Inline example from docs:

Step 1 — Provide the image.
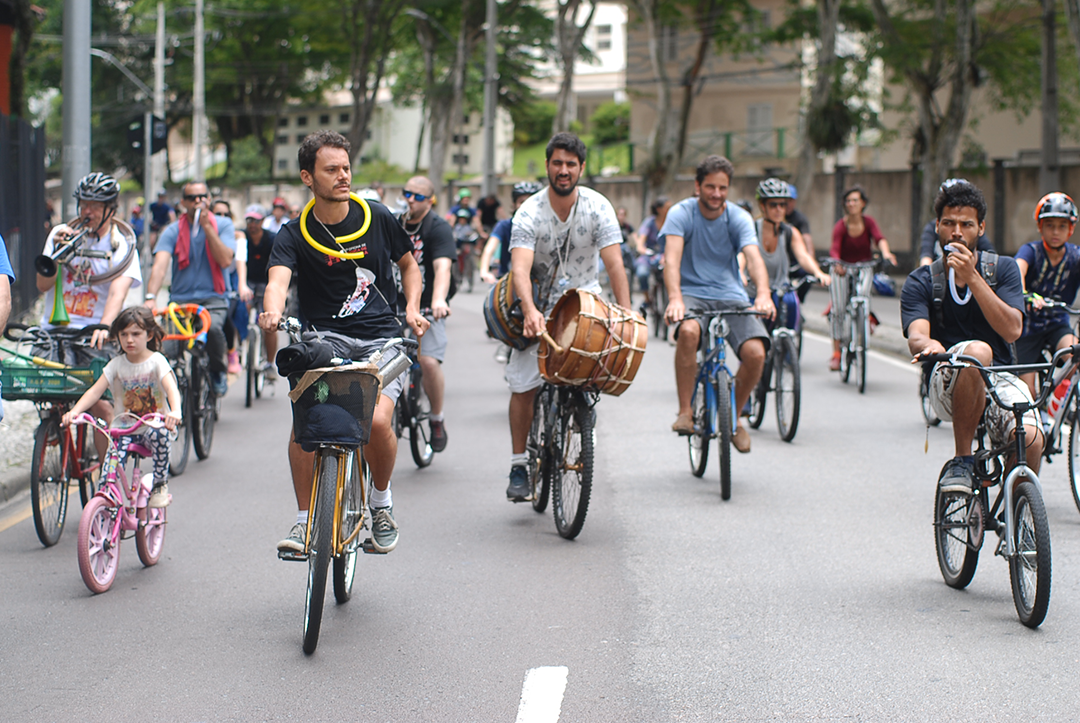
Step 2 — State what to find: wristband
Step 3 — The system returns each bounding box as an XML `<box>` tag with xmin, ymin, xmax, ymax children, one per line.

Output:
<box><xmin>145</xmin><ymin>293</ymin><xmax>156</xmax><ymax>301</ymax></box>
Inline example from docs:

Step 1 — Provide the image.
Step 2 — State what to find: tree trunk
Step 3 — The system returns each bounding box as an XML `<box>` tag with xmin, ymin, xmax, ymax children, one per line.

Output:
<box><xmin>794</xmin><ymin>0</ymin><xmax>841</xmax><ymax>212</ymax></box>
<box><xmin>553</xmin><ymin>0</ymin><xmax>598</xmax><ymax>133</ymax></box>
<box><xmin>343</xmin><ymin>0</ymin><xmax>399</xmax><ymax>166</ymax></box>
<box><xmin>628</xmin><ymin>0</ymin><xmax>675</xmax><ymax>204</ymax></box>
<box><xmin>8</xmin><ymin>0</ymin><xmax>40</xmax><ymax>118</ymax></box>
<box><xmin>673</xmin><ymin>0</ymin><xmax>720</xmax><ymax>177</ymax></box>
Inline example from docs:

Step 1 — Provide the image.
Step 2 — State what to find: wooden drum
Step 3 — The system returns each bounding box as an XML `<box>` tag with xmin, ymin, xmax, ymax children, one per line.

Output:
<box><xmin>539</xmin><ymin>289</ymin><xmax>647</xmax><ymax>396</ymax></box>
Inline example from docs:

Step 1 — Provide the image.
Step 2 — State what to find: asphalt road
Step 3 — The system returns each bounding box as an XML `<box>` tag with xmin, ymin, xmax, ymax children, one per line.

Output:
<box><xmin>3</xmin><ymin>289</ymin><xmax>1080</xmax><ymax>722</ymax></box>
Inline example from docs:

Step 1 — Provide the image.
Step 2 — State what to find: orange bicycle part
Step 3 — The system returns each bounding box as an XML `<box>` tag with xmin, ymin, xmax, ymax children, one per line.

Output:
<box><xmin>155</xmin><ymin>304</ymin><xmax>212</xmax><ymax>343</ymax></box>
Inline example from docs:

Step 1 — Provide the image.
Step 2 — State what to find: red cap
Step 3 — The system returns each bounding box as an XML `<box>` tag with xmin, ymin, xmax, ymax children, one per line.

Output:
<box><xmin>272</xmin><ymin>197</ymin><xmax>287</xmax><ymax>208</ymax></box>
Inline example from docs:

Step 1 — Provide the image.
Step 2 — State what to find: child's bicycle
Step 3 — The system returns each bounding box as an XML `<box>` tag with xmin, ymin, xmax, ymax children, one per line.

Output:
<box><xmin>920</xmin><ymin>346</ymin><xmax>1080</xmax><ymax>628</ymax></box>
<box><xmin>71</xmin><ymin>412</ymin><xmax>170</xmax><ymax>594</ymax></box>
<box><xmin>0</xmin><ymin>323</ymin><xmax>109</xmax><ymax>547</ymax></box>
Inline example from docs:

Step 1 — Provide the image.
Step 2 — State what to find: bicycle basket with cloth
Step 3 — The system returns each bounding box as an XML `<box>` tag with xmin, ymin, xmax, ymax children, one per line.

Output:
<box><xmin>288</xmin><ymin>362</ymin><xmax>382</xmax><ymax>451</ymax></box>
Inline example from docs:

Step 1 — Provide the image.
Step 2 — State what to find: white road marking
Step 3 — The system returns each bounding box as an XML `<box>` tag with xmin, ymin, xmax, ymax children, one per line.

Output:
<box><xmin>515</xmin><ymin>666</ymin><xmax>569</xmax><ymax>723</ymax></box>
<box><xmin>803</xmin><ymin>330</ymin><xmax>918</xmax><ymax>374</ymax></box>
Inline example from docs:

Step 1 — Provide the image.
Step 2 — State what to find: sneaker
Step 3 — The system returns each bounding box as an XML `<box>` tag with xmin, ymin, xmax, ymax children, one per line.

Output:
<box><xmin>370</xmin><ymin>506</ymin><xmax>399</xmax><ymax>552</ymax></box>
<box><xmin>671</xmin><ymin>412</ymin><xmax>695</xmax><ymax>435</ymax></box>
<box><xmin>494</xmin><ymin>344</ymin><xmax>511</xmax><ymax>364</ymax></box>
<box><xmin>938</xmin><ymin>457</ymin><xmax>975</xmax><ymax>494</ymax></box>
<box><xmin>506</xmin><ymin>465</ymin><xmax>530</xmax><ymax>502</ymax></box>
<box><xmin>212</xmin><ymin>371</ymin><xmax>228</xmax><ymax>397</ymax></box>
<box><xmin>227</xmin><ymin>350</ymin><xmax>242</xmax><ymax>374</ymax></box>
<box><xmin>430</xmin><ymin>418</ymin><xmax>448</xmax><ymax>452</ymax></box>
<box><xmin>829</xmin><ymin>352</ymin><xmax>841</xmax><ymax>372</ymax></box>
<box><xmin>732</xmin><ymin>425</ymin><xmax>751</xmax><ymax>453</ymax></box>
<box><xmin>277</xmin><ymin>522</ymin><xmax>307</xmax><ymax>553</ymax></box>
<box><xmin>148</xmin><ymin>483</ymin><xmax>171</xmax><ymax>508</ymax></box>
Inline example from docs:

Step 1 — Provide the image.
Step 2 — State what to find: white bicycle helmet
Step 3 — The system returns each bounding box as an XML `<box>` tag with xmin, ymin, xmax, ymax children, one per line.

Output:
<box><xmin>74</xmin><ymin>172</ymin><xmax>120</xmax><ymax>204</ymax></box>
<box><xmin>1034</xmin><ymin>192</ymin><xmax>1078</xmax><ymax>224</ymax></box>
<box><xmin>755</xmin><ymin>178</ymin><xmax>792</xmax><ymax>201</ymax></box>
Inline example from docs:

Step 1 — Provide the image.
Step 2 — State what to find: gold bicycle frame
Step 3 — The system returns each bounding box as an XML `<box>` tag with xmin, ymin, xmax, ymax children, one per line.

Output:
<box><xmin>303</xmin><ymin>446</ymin><xmax>368</xmax><ymax>556</ymax></box>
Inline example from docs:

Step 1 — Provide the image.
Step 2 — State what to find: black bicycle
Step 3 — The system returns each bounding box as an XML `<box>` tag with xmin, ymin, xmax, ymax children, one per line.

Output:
<box><xmin>156</xmin><ymin>303</ymin><xmax>217</xmax><ymax>469</ymax></box>
<box><xmin>393</xmin><ymin>313</ymin><xmax>434</xmax><ymax>468</ymax></box>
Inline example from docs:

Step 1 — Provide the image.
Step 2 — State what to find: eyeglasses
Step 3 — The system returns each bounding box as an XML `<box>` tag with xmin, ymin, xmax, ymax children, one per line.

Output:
<box><xmin>402</xmin><ymin>190</ymin><xmax>429</xmax><ymax>202</ymax></box>
<box><xmin>184</xmin><ymin>193</ymin><xmax>209</xmax><ymax>201</ymax></box>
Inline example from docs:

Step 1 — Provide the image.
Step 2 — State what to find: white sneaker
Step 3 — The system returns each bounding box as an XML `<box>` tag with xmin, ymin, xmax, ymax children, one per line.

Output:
<box><xmin>148</xmin><ymin>484</ymin><xmax>171</xmax><ymax>508</ymax></box>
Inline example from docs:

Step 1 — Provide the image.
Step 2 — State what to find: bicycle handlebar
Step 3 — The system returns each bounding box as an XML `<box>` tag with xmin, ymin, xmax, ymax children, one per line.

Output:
<box><xmin>822</xmin><ymin>258</ymin><xmax>882</xmax><ymax>270</ymax></box>
<box><xmin>684</xmin><ymin>308</ymin><xmax>765</xmax><ymax>321</ymax></box>
<box><xmin>70</xmin><ymin>412</ymin><xmax>168</xmax><ymax>439</ymax></box>
<box><xmin>1025</xmin><ymin>295</ymin><xmax>1080</xmax><ymax>315</ymax></box>
<box><xmin>154</xmin><ymin>303</ymin><xmax>212</xmax><ymax>342</ymax></box>
<box><xmin>3</xmin><ymin>323</ymin><xmax>109</xmax><ymax>344</ymax></box>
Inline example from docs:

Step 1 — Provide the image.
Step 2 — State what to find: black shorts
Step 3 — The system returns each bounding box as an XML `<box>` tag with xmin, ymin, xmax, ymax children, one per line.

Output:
<box><xmin>1015</xmin><ymin>322</ymin><xmax>1075</xmax><ymax>364</ymax></box>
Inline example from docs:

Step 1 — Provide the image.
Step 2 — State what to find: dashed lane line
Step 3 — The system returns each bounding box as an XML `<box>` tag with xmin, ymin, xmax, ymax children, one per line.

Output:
<box><xmin>515</xmin><ymin>666</ymin><xmax>569</xmax><ymax>723</ymax></box>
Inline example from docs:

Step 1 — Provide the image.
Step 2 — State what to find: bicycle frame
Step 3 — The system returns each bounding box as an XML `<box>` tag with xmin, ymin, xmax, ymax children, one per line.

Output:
<box><xmin>300</xmin><ymin>446</ymin><xmax>367</xmax><ymax>557</ymax></box>
<box><xmin>692</xmin><ymin>315</ymin><xmax>736</xmax><ymax>439</ymax></box>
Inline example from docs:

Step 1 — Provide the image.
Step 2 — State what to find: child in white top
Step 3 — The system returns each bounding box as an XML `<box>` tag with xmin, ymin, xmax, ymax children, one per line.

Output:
<box><xmin>62</xmin><ymin>306</ymin><xmax>182</xmax><ymax>507</ymax></box>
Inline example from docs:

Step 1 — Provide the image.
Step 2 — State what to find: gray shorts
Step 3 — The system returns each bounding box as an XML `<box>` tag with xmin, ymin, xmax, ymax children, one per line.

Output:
<box><xmin>506</xmin><ymin>342</ymin><xmax>542</xmax><ymax>394</ymax></box>
<box><xmin>299</xmin><ymin>329</ymin><xmax>407</xmax><ymax>402</ymax></box>
<box><xmin>420</xmin><ymin>316</ymin><xmax>447</xmax><ymax>363</ymax></box>
<box><xmin>676</xmin><ymin>296</ymin><xmax>770</xmax><ymax>356</ymax></box>
<box><xmin>930</xmin><ymin>340</ymin><xmax>1038</xmax><ymax>447</ymax></box>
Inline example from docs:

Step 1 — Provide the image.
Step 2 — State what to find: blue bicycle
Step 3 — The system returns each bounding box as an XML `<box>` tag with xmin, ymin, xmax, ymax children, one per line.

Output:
<box><xmin>685</xmin><ymin>308</ymin><xmax>762</xmax><ymax>500</ymax></box>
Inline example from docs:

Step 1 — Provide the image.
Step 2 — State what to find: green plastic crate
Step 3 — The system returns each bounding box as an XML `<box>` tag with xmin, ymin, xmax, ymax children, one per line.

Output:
<box><xmin>0</xmin><ymin>357</ymin><xmax>108</xmax><ymax>401</ymax></box>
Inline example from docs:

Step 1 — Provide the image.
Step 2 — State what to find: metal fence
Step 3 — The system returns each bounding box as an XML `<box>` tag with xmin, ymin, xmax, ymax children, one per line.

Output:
<box><xmin>0</xmin><ymin>114</ymin><xmax>47</xmax><ymax>319</ymax></box>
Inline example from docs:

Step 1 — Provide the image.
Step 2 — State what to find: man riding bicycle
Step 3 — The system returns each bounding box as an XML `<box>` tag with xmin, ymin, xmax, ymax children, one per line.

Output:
<box><xmin>504</xmin><ymin>131</ymin><xmax>631</xmax><ymax>502</ymax></box>
<box><xmin>1013</xmin><ymin>192</ymin><xmax>1080</xmax><ymax>398</ymax></box>
<box><xmin>901</xmin><ymin>180</ymin><xmax>1042</xmax><ymax>492</ymax></box>
<box><xmin>664</xmin><ymin>155</ymin><xmax>775</xmax><ymax>454</ymax></box>
<box><xmin>259</xmin><ymin>130</ymin><xmax>427</xmax><ymax>554</ymax></box>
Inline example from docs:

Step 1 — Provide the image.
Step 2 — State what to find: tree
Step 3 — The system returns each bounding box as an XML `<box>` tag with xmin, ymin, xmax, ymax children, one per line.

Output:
<box><xmin>8</xmin><ymin>0</ymin><xmax>45</xmax><ymax>117</ymax></box>
<box><xmin>552</xmin><ymin>0</ymin><xmax>598</xmax><ymax>133</ymax></box>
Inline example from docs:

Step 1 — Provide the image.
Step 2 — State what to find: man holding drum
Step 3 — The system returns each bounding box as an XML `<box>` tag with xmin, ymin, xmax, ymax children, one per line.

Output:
<box><xmin>504</xmin><ymin>132</ymin><xmax>632</xmax><ymax>502</ymax></box>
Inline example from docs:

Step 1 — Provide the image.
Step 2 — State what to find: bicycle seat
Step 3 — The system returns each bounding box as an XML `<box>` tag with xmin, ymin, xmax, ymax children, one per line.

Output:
<box><xmin>126</xmin><ymin>442</ymin><xmax>154</xmax><ymax>459</ymax></box>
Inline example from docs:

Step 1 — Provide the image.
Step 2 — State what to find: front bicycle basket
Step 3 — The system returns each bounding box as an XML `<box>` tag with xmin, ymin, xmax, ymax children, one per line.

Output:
<box><xmin>0</xmin><ymin>357</ymin><xmax>107</xmax><ymax>401</ymax></box>
<box><xmin>288</xmin><ymin>363</ymin><xmax>381</xmax><ymax>449</ymax></box>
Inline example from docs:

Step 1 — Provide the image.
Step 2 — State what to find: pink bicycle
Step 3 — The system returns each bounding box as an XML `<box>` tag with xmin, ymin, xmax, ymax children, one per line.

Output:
<box><xmin>73</xmin><ymin>413</ymin><xmax>169</xmax><ymax>594</ymax></box>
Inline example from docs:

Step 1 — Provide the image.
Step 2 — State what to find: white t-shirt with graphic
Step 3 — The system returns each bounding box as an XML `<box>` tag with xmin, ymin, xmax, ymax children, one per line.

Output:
<box><xmin>509</xmin><ymin>186</ymin><xmax>622</xmax><ymax>312</ymax></box>
<box><xmin>40</xmin><ymin>224</ymin><xmax>143</xmax><ymax>329</ymax></box>
<box><xmin>102</xmin><ymin>352</ymin><xmax>175</xmax><ymax>421</ymax></box>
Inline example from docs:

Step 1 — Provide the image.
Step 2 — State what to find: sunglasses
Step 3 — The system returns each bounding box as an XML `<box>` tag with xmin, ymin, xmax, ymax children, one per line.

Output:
<box><xmin>184</xmin><ymin>193</ymin><xmax>209</xmax><ymax>201</ymax></box>
<box><xmin>402</xmin><ymin>190</ymin><xmax>429</xmax><ymax>202</ymax></box>
<box><xmin>766</xmin><ymin>201</ymin><xmax>786</xmax><ymax>209</ymax></box>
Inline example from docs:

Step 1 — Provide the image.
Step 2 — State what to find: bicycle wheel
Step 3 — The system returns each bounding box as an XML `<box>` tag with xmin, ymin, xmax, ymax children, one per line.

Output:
<box><xmin>933</xmin><ymin>471</ymin><xmax>980</xmax><ymax>589</ymax></box>
<box><xmin>1069</xmin><ymin>409</ymin><xmax>1080</xmax><ymax>515</ymax></box>
<box><xmin>840</xmin><ymin>311</ymin><xmax>853</xmax><ymax>384</ymax></box>
<box><xmin>31</xmin><ymin>417</ymin><xmax>69</xmax><ymax>547</ymax></box>
<box><xmin>169</xmin><ymin>361</ymin><xmax>191</xmax><ymax>477</ymax></box>
<box><xmin>254</xmin><ymin>327</ymin><xmax>267</xmax><ymax>400</ymax></box>
<box><xmin>333</xmin><ymin>451</ymin><xmax>364</xmax><ymax>604</ymax></box>
<box><xmin>747</xmin><ymin>363</ymin><xmax>768</xmax><ymax>431</ymax></box>
<box><xmin>656</xmin><ymin>282</ymin><xmax>669</xmax><ymax>341</ymax></box>
<box><xmin>774</xmin><ymin>335</ymin><xmax>801</xmax><ymax>442</ymax></box>
<box><xmin>192</xmin><ymin>364</ymin><xmax>215</xmax><ymax>460</ymax></box>
<box><xmin>856</xmin><ymin>305</ymin><xmax>868</xmax><ymax>394</ymax></box>
<box><xmin>688</xmin><ymin>375</ymin><xmax>710</xmax><ymax>477</ymax></box>
<box><xmin>529</xmin><ymin>386</ymin><xmax>552</xmax><ymax>513</ymax></box>
<box><xmin>920</xmin><ymin>375</ymin><xmax>941</xmax><ymax>427</ymax></box>
<box><xmin>77</xmin><ymin>496</ymin><xmax>119</xmax><ymax>594</ymax></box>
<box><xmin>551</xmin><ymin>400</ymin><xmax>594</xmax><ymax>539</ymax></box>
<box><xmin>245</xmin><ymin>330</ymin><xmax>257</xmax><ymax>408</ymax></box>
<box><xmin>303</xmin><ymin>450</ymin><xmax>337</xmax><ymax>654</ymax></box>
<box><xmin>716</xmin><ymin>375</ymin><xmax>733</xmax><ymax>501</ymax></box>
<box><xmin>77</xmin><ymin>424</ymin><xmax>100</xmax><ymax>507</ymax></box>
<box><xmin>407</xmin><ymin>366</ymin><xmax>434</xmax><ymax>468</ymax></box>
<box><xmin>1010</xmin><ymin>481</ymin><xmax>1052</xmax><ymax>628</ymax></box>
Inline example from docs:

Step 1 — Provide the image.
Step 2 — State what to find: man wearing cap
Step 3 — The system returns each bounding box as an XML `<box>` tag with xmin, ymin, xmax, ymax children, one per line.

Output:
<box><xmin>244</xmin><ymin>203</ymin><xmax>279</xmax><ymax>366</ymax></box>
<box><xmin>263</xmin><ymin>197</ymin><xmax>289</xmax><ymax>234</ymax></box>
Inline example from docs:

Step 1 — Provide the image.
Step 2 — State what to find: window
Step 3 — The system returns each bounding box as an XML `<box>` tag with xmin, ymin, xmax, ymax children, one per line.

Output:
<box><xmin>277</xmin><ymin>117</ymin><xmax>288</xmax><ymax>128</ymax></box>
<box><xmin>296</xmin><ymin>116</ymin><xmax>308</xmax><ymax>127</ymax></box>
<box><xmin>596</xmin><ymin>24</ymin><xmax>612</xmax><ymax>51</ymax></box>
<box><xmin>340</xmin><ymin>112</ymin><xmax>350</xmax><ymax>124</ymax></box>
<box><xmin>452</xmin><ymin>134</ymin><xmax>469</xmax><ymax>145</ymax></box>
<box><xmin>276</xmin><ymin>135</ymin><xmax>287</xmax><ymax>145</ymax></box>
<box><xmin>365</xmin><ymin>129</ymin><xmax>372</xmax><ymax>140</ymax></box>
<box><xmin>745</xmin><ymin>104</ymin><xmax>774</xmax><ymax>156</ymax></box>
<box><xmin>319</xmin><ymin>114</ymin><xmax>330</xmax><ymax>125</ymax></box>
<box><xmin>277</xmin><ymin>159</ymin><xmax>288</xmax><ymax>170</ymax></box>
<box><xmin>664</xmin><ymin>25</ymin><xmax>678</xmax><ymax>61</ymax></box>
<box><xmin>462</xmin><ymin>114</ymin><xmax>470</xmax><ymax>125</ymax></box>
<box><xmin>452</xmin><ymin>153</ymin><xmax>470</xmax><ymax>166</ymax></box>
<box><xmin>296</xmin><ymin>134</ymin><xmax>306</xmax><ymax>144</ymax></box>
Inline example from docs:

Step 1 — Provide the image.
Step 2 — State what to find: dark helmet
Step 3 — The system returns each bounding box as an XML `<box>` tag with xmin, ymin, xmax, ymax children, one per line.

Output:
<box><xmin>74</xmin><ymin>172</ymin><xmax>120</xmax><ymax>204</ymax></box>
<box><xmin>755</xmin><ymin>178</ymin><xmax>792</xmax><ymax>201</ymax></box>
<box><xmin>939</xmin><ymin>177</ymin><xmax>969</xmax><ymax>193</ymax></box>
<box><xmin>512</xmin><ymin>181</ymin><xmax>543</xmax><ymax>201</ymax></box>
<box><xmin>1034</xmin><ymin>192</ymin><xmax>1078</xmax><ymax>224</ymax></box>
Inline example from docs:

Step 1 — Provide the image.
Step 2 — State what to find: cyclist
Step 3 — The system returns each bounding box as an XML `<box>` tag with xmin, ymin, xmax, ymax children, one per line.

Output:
<box><xmin>262</xmin><ymin>197</ymin><xmax>289</xmax><ymax>234</ymax></box>
<box><xmin>504</xmin><ymin>131</ymin><xmax>631</xmax><ymax>501</ymax></box>
<box><xmin>746</xmin><ymin>179</ymin><xmax>829</xmax><ymax>331</ymax></box>
<box><xmin>148</xmin><ymin>189</ymin><xmax>176</xmax><ymax>250</ymax></box>
<box><xmin>479</xmin><ymin>180</ymin><xmax>543</xmax><ymax>285</ymax></box>
<box><xmin>0</xmin><ymin>234</ymin><xmax>12</xmax><ymax>422</ymax></box>
<box><xmin>398</xmin><ymin>175</ymin><xmax>456</xmax><ymax>452</ymax></box>
<box><xmin>664</xmin><ymin>155</ymin><xmax>775</xmax><ymax>454</ymax></box>
<box><xmin>144</xmin><ymin>181</ymin><xmax>236</xmax><ymax>397</ymax></box>
<box><xmin>211</xmin><ymin>199</ymin><xmax>251</xmax><ymax>375</ymax></box>
<box><xmin>259</xmin><ymin>130</ymin><xmax>427</xmax><ymax>554</ymax></box>
<box><xmin>900</xmin><ymin>180</ymin><xmax>1041</xmax><ymax>492</ymax></box>
<box><xmin>783</xmin><ymin>184</ymin><xmax>815</xmax><ymax>303</ymax></box>
<box><xmin>828</xmin><ymin>185</ymin><xmax>898</xmax><ymax>371</ymax></box>
<box><xmin>633</xmin><ymin>196</ymin><xmax>672</xmax><ymax>305</ymax></box>
<box><xmin>918</xmin><ymin>178</ymin><xmax>995</xmax><ymax>266</ymax></box>
<box><xmin>243</xmin><ymin>204</ymin><xmax>278</xmax><ymax>371</ymax></box>
<box><xmin>1014</xmin><ymin>192</ymin><xmax>1080</xmax><ymax>397</ymax></box>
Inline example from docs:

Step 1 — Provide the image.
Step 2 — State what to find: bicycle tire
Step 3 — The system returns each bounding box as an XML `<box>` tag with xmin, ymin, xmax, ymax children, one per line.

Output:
<box><xmin>1069</xmin><ymin>409</ymin><xmax>1080</xmax><ymax>516</ymax></box>
<box><xmin>1010</xmin><ymin>481</ymin><xmax>1052</xmax><ymax>628</ymax></box>
<box><xmin>716</xmin><ymin>374</ymin><xmax>733</xmax><ymax>501</ymax></box>
<box><xmin>657</xmin><ymin>282</ymin><xmax>669</xmax><ymax>341</ymax></box>
<box><xmin>77</xmin><ymin>495</ymin><xmax>119</xmax><ymax>594</ymax></box>
<box><xmin>933</xmin><ymin>469</ymin><xmax>980</xmax><ymax>589</ymax></box>
<box><xmin>31</xmin><ymin>416</ymin><xmax>69</xmax><ymax>547</ymax></box>
<box><xmin>688</xmin><ymin>375</ymin><xmax>710</xmax><ymax>477</ymax></box>
<box><xmin>77</xmin><ymin>424</ymin><xmax>100</xmax><ymax>507</ymax></box>
<box><xmin>192</xmin><ymin>363</ymin><xmax>215</xmax><ymax>460</ymax></box>
<box><xmin>245</xmin><ymin>330</ymin><xmax>256</xmax><ymax>408</ymax></box>
<box><xmin>747</xmin><ymin>363</ymin><xmax>768</xmax><ymax>430</ymax></box>
<box><xmin>552</xmin><ymin>400</ymin><xmax>594</xmax><ymax>539</ymax></box>
<box><xmin>840</xmin><ymin>311</ymin><xmax>853</xmax><ymax>384</ymax></box>
<box><xmin>856</xmin><ymin>305</ymin><xmax>868</xmax><ymax>394</ymax></box>
<box><xmin>775</xmin><ymin>335</ymin><xmax>801</xmax><ymax>442</ymax></box>
<box><xmin>254</xmin><ymin>327</ymin><xmax>267</xmax><ymax>400</ymax></box>
<box><xmin>529</xmin><ymin>386</ymin><xmax>552</xmax><ymax>513</ymax></box>
<box><xmin>303</xmin><ymin>450</ymin><xmax>336</xmax><ymax>654</ymax></box>
<box><xmin>333</xmin><ymin>451</ymin><xmax>364</xmax><ymax>604</ymax></box>
<box><xmin>408</xmin><ymin>365</ymin><xmax>434</xmax><ymax>468</ymax></box>
<box><xmin>135</xmin><ymin>455</ymin><xmax>166</xmax><ymax>566</ymax></box>
<box><xmin>920</xmin><ymin>375</ymin><xmax>941</xmax><ymax>427</ymax></box>
<box><xmin>169</xmin><ymin>359</ymin><xmax>192</xmax><ymax>477</ymax></box>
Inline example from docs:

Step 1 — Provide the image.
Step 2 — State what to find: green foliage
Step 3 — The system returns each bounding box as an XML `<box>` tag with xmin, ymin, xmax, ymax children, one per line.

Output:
<box><xmin>590</xmin><ymin>101</ymin><xmax>629</xmax><ymax>145</ymax></box>
<box><xmin>512</xmin><ymin>100</ymin><xmax>558</xmax><ymax>147</ymax></box>
<box><xmin>222</xmin><ymin>136</ymin><xmax>271</xmax><ymax>185</ymax></box>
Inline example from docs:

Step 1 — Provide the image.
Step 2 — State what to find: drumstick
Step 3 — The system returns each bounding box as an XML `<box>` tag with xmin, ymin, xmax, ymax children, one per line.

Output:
<box><xmin>541</xmin><ymin>331</ymin><xmax>564</xmax><ymax>356</ymax></box>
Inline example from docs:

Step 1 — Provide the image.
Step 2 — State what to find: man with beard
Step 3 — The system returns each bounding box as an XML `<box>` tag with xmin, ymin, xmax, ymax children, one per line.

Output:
<box><xmin>399</xmin><ymin>175</ymin><xmax>456</xmax><ymax>452</ymax></box>
<box><xmin>503</xmin><ymin>132</ymin><xmax>631</xmax><ymax>502</ymax></box>
<box><xmin>259</xmin><ymin>130</ymin><xmax>428</xmax><ymax>555</ymax></box>
<box><xmin>663</xmin><ymin>155</ymin><xmax>775</xmax><ymax>454</ymax></box>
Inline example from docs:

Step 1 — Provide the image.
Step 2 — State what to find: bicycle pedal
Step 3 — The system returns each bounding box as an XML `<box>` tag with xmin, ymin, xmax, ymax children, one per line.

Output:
<box><xmin>277</xmin><ymin>549</ymin><xmax>308</xmax><ymax>562</ymax></box>
<box><xmin>361</xmin><ymin>538</ymin><xmax>388</xmax><ymax>555</ymax></box>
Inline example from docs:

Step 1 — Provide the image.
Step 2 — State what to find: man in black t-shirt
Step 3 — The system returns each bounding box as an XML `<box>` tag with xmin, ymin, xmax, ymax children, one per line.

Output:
<box><xmin>243</xmin><ymin>203</ymin><xmax>278</xmax><ymax>363</ymax></box>
<box><xmin>900</xmin><ymin>180</ymin><xmax>1040</xmax><ymax>494</ymax></box>
<box><xmin>260</xmin><ymin>130</ymin><xmax>427</xmax><ymax>556</ymax></box>
<box><xmin>399</xmin><ymin>175</ymin><xmax>456</xmax><ymax>452</ymax></box>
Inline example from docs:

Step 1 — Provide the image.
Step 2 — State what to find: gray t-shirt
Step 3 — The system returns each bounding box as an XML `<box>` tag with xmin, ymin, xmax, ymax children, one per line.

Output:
<box><xmin>509</xmin><ymin>186</ymin><xmax>622</xmax><ymax>311</ymax></box>
<box><xmin>661</xmin><ymin>198</ymin><xmax>758</xmax><ymax>303</ymax></box>
<box><xmin>745</xmin><ymin>218</ymin><xmax>791</xmax><ymax>299</ymax></box>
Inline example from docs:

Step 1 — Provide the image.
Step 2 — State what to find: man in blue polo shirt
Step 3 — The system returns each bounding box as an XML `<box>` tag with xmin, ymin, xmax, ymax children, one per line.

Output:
<box><xmin>143</xmin><ymin>180</ymin><xmax>236</xmax><ymax>395</ymax></box>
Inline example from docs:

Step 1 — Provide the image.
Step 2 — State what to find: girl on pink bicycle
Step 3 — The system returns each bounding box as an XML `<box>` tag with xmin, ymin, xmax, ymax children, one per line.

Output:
<box><xmin>62</xmin><ymin>306</ymin><xmax>182</xmax><ymax>507</ymax></box>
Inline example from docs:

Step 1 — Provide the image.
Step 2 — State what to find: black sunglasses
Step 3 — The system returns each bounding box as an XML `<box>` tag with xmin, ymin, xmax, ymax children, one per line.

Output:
<box><xmin>402</xmin><ymin>190</ymin><xmax>429</xmax><ymax>202</ymax></box>
<box><xmin>184</xmin><ymin>193</ymin><xmax>209</xmax><ymax>201</ymax></box>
